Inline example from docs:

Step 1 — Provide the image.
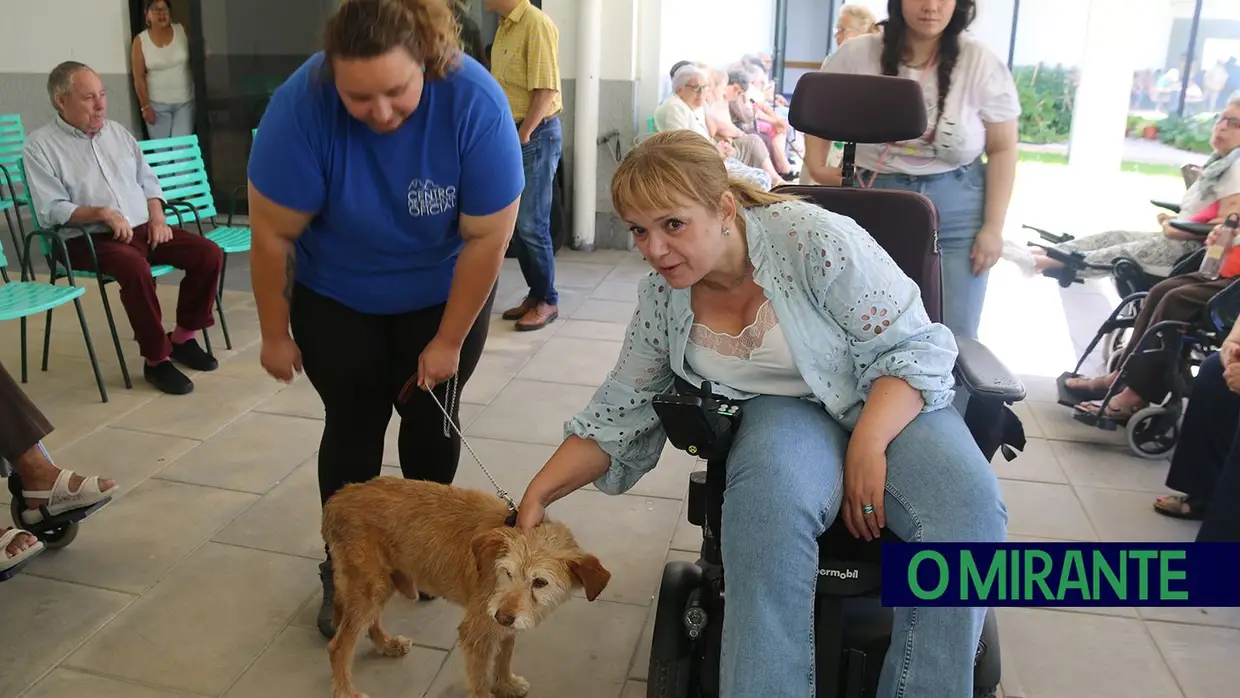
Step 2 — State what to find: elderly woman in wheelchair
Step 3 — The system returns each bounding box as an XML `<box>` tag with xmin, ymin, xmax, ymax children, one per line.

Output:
<box><xmin>1012</xmin><ymin>96</ymin><xmax>1240</xmax><ymax>286</ymax></box>
<box><xmin>518</xmin><ymin>130</ymin><xmax>1010</xmax><ymax>697</ymax></box>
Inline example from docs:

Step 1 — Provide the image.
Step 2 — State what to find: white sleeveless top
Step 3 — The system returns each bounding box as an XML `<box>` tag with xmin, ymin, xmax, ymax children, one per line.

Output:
<box><xmin>139</xmin><ymin>24</ymin><xmax>194</xmax><ymax>104</ymax></box>
<box><xmin>685</xmin><ymin>300</ymin><xmax>814</xmax><ymax>398</ymax></box>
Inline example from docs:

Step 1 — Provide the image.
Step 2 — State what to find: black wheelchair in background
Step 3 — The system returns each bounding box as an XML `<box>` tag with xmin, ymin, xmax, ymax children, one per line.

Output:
<box><xmin>645</xmin><ymin>72</ymin><xmax>1029</xmax><ymax>698</ymax></box>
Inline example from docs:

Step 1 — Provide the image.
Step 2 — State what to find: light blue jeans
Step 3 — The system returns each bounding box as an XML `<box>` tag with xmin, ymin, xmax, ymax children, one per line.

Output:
<box><xmin>514</xmin><ymin>116</ymin><xmax>563</xmax><ymax>305</ymax></box>
<box><xmin>147</xmin><ymin>100</ymin><xmax>195</xmax><ymax>139</ymax></box>
<box><xmin>718</xmin><ymin>395</ymin><xmax>1007</xmax><ymax>698</ymax></box>
<box><xmin>865</xmin><ymin>159</ymin><xmax>989</xmax><ymax>340</ymax></box>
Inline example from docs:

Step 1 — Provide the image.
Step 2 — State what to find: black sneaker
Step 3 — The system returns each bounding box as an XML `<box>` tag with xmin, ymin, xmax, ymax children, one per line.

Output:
<box><xmin>169</xmin><ymin>334</ymin><xmax>219</xmax><ymax>372</ymax></box>
<box><xmin>144</xmin><ymin>360</ymin><xmax>193</xmax><ymax>395</ymax></box>
<box><xmin>318</xmin><ymin>558</ymin><xmax>336</xmax><ymax>639</ymax></box>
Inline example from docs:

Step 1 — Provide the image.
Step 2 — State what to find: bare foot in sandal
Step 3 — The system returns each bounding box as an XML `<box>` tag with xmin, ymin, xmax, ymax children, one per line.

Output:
<box><xmin>12</xmin><ymin>441</ymin><xmax>116</xmax><ymax>515</ymax></box>
<box><xmin>3</xmin><ymin>527</ymin><xmax>39</xmax><ymax>559</ymax></box>
<box><xmin>1153</xmin><ymin>494</ymin><xmax>1207</xmax><ymax>520</ymax></box>
<box><xmin>1065</xmin><ymin>371</ymin><xmax>1119</xmax><ymax>394</ymax></box>
<box><xmin>1075</xmin><ymin>387</ymin><xmax>1147</xmax><ymax>421</ymax></box>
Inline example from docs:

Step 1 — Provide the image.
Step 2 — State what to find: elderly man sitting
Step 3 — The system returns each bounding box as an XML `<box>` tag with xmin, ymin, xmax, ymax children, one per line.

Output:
<box><xmin>653</xmin><ymin>64</ymin><xmax>773</xmax><ymax>191</ymax></box>
<box><xmin>23</xmin><ymin>61</ymin><xmax>223</xmax><ymax>396</ymax></box>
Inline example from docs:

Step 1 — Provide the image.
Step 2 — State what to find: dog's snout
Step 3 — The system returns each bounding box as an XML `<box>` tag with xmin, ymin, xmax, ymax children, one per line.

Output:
<box><xmin>494</xmin><ymin>611</ymin><xmax>516</xmax><ymax>627</ymax></box>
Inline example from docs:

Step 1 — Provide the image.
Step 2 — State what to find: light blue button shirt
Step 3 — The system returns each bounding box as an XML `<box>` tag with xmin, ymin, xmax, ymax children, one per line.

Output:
<box><xmin>22</xmin><ymin>117</ymin><xmax>163</xmax><ymax>237</ymax></box>
<box><xmin>564</xmin><ymin>199</ymin><xmax>960</xmax><ymax>496</ymax></box>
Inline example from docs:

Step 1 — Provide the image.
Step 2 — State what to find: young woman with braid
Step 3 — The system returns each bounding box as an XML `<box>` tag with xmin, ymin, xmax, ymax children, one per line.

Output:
<box><xmin>804</xmin><ymin>0</ymin><xmax>1021</xmax><ymax>341</ymax></box>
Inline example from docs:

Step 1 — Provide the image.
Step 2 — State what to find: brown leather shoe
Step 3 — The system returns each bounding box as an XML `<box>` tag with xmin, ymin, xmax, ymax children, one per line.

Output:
<box><xmin>502</xmin><ymin>297</ymin><xmax>536</xmax><ymax>321</ymax></box>
<box><xmin>515</xmin><ymin>303</ymin><xmax>559</xmax><ymax>331</ymax></box>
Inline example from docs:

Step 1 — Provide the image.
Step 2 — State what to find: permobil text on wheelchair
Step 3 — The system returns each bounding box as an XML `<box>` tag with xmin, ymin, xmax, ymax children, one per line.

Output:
<box><xmin>643</xmin><ymin>72</ymin><xmax>1028</xmax><ymax>698</ymax></box>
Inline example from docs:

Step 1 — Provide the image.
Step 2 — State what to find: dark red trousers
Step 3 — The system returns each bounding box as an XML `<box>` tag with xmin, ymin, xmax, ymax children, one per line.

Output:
<box><xmin>65</xmin><ymin>224</ymin><xmax>223</xmax><ymax>361</ymax></box>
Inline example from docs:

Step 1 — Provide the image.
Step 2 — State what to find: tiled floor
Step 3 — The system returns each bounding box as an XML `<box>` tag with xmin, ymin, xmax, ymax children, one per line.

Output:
<box><xmin>1</xmin><ymin>235</ymin><xmax>1238</xmax><ymax>698</ymax></box>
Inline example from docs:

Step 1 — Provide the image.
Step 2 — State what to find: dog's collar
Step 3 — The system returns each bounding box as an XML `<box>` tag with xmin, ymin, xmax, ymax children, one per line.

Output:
<box><xmin>504</xmin><ymin>508</ymin><xmax>518</xmax><ymax>528</ymax></box>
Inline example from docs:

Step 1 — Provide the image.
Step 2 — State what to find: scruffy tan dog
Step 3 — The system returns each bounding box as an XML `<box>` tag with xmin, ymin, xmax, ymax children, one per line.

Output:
<box><xmin>321</xmin><ymin>476</ymin><xmax>611</xmax><ymax>698</ymax></box>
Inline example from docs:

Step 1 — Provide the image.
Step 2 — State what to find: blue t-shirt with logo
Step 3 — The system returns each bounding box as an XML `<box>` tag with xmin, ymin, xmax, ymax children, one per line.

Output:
<box><xmin>247</xmin><ymin>52</ymin><xmax>524</xmax><ymax>315</ymax></box>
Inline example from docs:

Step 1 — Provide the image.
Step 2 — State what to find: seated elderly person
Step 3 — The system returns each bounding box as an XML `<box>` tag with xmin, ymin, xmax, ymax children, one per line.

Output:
<box><xmin>2</xmin><ymin>357</ymin><xmax>116</xmax><ymax>579</ymax></box>
<box><xmin>653</xmin><ymin>64</ymin><xmax>773</xmax><ymax>191</ymax></box>
<box><xmin>1010</xmin><ymin>96</ymin><xmax>1240</xmax><ymax>279</ymax></box>
<box><xmin>23</xmin><ymin>61</ymin><xmax>223</xmax><ymax>396</ymax></box>
<box><xmin>1149</xmin><ymin>340</ymin><xmax>1240</xmax><ymax>541</ymax></box>
<box><xmin>726</xmin><ymin>68</ymin><xmax>795</xmax><ymax>180</ymax></box>
<box><xmin>703</xmin><ymin>67</ymin><xmax>784</xmax><ymax>184</ymax></box>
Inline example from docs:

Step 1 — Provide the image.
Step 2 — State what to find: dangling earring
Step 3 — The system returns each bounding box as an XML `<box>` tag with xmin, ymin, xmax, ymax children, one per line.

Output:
<box><xmin>722</xmin><ymin>226</ymin><xmax>731</xmax><ymax>236</ymax></box>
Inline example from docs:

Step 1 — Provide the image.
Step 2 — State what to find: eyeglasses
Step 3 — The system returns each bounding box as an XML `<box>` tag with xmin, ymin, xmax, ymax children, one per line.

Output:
<box><xmin>1217</xmin><ymin>114</ymin><xmax>1240</xmax><ymax>131</ymax></box>
<box><xmin>684</xmin><ymin>84</ymin><xmax>707</xmax><ymax>94</ymax></box>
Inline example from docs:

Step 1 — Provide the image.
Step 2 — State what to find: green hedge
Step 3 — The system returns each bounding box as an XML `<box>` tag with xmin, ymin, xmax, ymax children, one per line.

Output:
<box><xmin>1013</xmin><ymin>64</ymin><xmax>1075</xmax><ymax>144</ymax></box>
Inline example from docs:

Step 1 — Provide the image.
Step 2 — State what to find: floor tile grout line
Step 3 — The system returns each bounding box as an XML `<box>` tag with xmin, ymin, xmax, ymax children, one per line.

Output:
<box><xmin>17</xmin><ymin>665</ymin><xmax>213</xmax><ymax>698</ymax></box>
<box><xmin>11</xmin><ymin>593</ymin><xmax>143</xmax><ymax>698</ymax></box>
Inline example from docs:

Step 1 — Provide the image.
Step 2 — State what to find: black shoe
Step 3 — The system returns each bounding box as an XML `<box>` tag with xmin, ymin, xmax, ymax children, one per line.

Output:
<box><xmin>169</xmin><ymin>334</ymin><xmax>219</xmax><ymax>372</ymax></box>
<box><xmin>143</xmin><ymin>361</ymin><xmax>193</xmax><ymax>395</ymax></box>
<box><xmin>318</xmin><ymin>558</ymin><xmax>335</xmax><ymax>639</ymax></box>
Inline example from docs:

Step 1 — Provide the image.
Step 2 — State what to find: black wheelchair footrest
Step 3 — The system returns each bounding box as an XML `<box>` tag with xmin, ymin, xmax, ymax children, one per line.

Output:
<box><xmin>18</xmin><ymin>497</ymin><xmax>113</xmax><ymax>536</ymax></box>
<box><xmin>1070</xmin><ymin>406</ymin><xmax>1120</xmax><ymax>431</ymax></box>
<box><xmin>1056</xmin><ymin>371</ymin><xmax>1095</xmax><ymax>408</ymax></box>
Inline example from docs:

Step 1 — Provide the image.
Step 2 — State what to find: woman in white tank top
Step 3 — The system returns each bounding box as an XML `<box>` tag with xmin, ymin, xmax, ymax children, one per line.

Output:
<box><xmin>131</xmin><ymin>0</ymin><xmax>195</xmax><ymax>139</ymax></box>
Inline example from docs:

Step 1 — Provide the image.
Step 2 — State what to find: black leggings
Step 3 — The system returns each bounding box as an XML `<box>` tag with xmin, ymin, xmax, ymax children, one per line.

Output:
<box><xmin>290</xmin><ymin>282</ymin><xmax>495</xmax><ymax>507</ymax></box>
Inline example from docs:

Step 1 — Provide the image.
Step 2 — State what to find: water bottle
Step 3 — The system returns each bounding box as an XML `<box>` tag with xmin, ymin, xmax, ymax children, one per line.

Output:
<box><xmin>1199</xmin><ymin>213</ymin><xmax>1240</xmax><ymax>280</ymax></box>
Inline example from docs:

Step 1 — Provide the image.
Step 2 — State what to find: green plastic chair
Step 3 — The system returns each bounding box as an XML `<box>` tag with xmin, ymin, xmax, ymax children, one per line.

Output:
<box><xmin>20</xmin><ymin>154</ymin><xmax>190</xmax><ymax>392</ymax></box>
<box><xmin>137</xmin><ymin>134</ymin><xmax>250</xmax><ymax>350</ymax></box>
<box><xmin>647</xmin><ymin>115</ymin><xmax>656</xmax><ymax>134</ymax></box>
<box><xmin>0</xmin><ymin>114</ymin><xmax>30</xmax><ymax>251</ymax></box>
<box><xmin>0</xmin><ymin>228</ymin><xmax>107</xmax><ymax>402</ymax></box>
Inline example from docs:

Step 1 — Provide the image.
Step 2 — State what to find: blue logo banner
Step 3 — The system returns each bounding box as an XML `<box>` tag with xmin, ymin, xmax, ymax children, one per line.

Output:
<box><xmin>880</xmin><ymin>542</ymin><xmax>1240</xmax><ymax>607</ymax></box>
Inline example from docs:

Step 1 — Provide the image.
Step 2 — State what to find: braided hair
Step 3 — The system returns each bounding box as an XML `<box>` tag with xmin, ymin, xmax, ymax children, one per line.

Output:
<box><xmin>879</xmin><ymin>0</ymin><xmax>977</xmax><ymax>138</ymax></box>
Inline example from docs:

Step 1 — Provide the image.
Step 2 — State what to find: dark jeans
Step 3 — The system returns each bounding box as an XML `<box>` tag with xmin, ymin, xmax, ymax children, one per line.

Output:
<box><xmin>289</xmin><ymin>283</ymin><xmax>495</xmax><ymax>508</ymax></box>
<box><xmin>0</xmin><ymin>358</ymin><xmax>52</xmax><ymax>468</ymax></box>
<box><xmin>64</xmin><ymin>224</ymin><xmax>223</xmax><ymax>361</ymax></box>
<box><xmin>1165</xmin><ymin>352</ymin><xmax>1240</xmax><ymax>541</ymax></box>
<box><xmin>513</xmin><ymin>115</ymin><xmax>562</xmax><ymax>306</ymax></box>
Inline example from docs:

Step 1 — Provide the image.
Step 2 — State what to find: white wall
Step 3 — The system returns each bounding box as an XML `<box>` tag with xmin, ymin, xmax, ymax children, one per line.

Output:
<box><xmin>0</xmin><ymin>0</ymin><xmax>132</xmax><ymax>74</ymax></box>
<box><xmin>541</xmin><ymin>0</ymin><xmax>639</xmax><ymax>82</ymax></box>
<box><xmin>658</xmin><ymin>0</ymin><xmax>776</xmax><ymax>72</ymax></box>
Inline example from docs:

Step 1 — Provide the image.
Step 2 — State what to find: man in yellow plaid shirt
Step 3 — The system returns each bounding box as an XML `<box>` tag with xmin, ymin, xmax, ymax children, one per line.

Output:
<box><xmin>485</xmin><ymin>0</ymin><xmax>563</xmax><ymax>331</ymax></box>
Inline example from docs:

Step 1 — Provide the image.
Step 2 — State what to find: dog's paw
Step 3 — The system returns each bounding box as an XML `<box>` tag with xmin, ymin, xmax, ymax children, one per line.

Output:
<box><xmin>377</xmin><ymin>634</ymin><xmax>414</xmax><ymax>657</ymax></box>
<box><xmin>494</xmin><ymin>674</ymin><xmax>531</xmax><ymax>698</ymax></box>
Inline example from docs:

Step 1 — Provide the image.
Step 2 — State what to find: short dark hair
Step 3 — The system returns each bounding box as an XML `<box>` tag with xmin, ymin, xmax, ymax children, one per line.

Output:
<box><xmin>324</xmin><ymin>0</ymin><xmax>461</xmax><ymax>81</ymax></box>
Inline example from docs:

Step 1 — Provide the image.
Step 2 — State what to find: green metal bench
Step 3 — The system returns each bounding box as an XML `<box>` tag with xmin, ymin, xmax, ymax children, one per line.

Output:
<box><xmin>0</xmin><ymin>228</ymin><xmax>107</xmax><ymax>402</ymax></box>
<box><xmin>137</xmin><ymin>134</ymin><xmax>251</xmax><ymax>351</ymax></box>
<box><xmin>0</xmin><ymin>114</ymin><xmax>31</xmax><ymax>253</ymax></box>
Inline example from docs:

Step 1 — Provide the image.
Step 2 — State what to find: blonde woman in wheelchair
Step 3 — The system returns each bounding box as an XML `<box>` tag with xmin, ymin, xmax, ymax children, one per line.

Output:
<box><xmin>517</xmin><ymin>131</ymin><xmax>1005</xmax><ymax>698</ymax></box>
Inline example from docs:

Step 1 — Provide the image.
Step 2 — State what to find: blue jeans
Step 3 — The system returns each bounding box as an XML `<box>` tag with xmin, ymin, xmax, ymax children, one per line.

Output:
<box><xmin>719</xmin><ymin>395</ymin><xmax>1007</xmax><ymax>698</ymax></box>
<box><xmin>147</xmin><ymin>100</ymin><xmax>195</xmax><ymax>139</ymax></box>
<box><xmin>513</xmin><ymin>116</ymin><xmax>562</xmax><ymax>305</ymax></box>
<box><xmin>866</xmin><ymin>160</ymin><xmax>989</xmax><ymax>340</ymax></box>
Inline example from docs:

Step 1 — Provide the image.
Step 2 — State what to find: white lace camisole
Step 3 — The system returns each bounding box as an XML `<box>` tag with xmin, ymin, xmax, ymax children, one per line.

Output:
<box><xmin>685</xmin><ymin>300</ymin><xmax>814</xmax><ymax>398</ymax></box>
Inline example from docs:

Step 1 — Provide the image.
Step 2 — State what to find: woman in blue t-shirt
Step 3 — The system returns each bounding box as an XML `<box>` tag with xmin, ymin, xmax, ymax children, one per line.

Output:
<box><xmin>246</xmin><ymin>0</ymin><xmax>524</xmax><ymax>639</ymax></box>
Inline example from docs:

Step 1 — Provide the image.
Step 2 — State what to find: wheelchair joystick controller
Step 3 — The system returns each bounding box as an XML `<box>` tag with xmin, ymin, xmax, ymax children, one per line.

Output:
<box><xmin>651</xmin><ymin>381</ymin><xmax>741</xmax><ymax>462</ymax></box>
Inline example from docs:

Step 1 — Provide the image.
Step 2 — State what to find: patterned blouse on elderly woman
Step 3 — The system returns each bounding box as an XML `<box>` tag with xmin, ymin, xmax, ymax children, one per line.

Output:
<box><xmin>565</xmin><ymin>199</ymin><xmax>960</xmax><ymax>496</ymax></box>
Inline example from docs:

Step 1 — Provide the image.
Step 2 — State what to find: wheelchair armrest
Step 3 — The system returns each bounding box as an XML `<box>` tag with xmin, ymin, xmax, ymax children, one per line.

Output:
<box><xmin>952</xmin><ymin>336</ymin><xmax>1027</xmax><ymax>403</ymax></box>
<box><xmin>1151</xmin><ymin>199</ymin><xmax>1182</xmax><ymax>214</ymax></box>
<box><xmin>1168</xmin><ymin>220</ymin><xmax>1213</xmax><ymax>237</ymax></box>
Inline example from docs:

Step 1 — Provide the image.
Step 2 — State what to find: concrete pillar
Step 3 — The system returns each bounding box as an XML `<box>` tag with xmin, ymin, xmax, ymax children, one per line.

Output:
<box><xmin>572</xmin><ymin>0</ymin><xmax>603</xmax><ymax>250</ymax></box>
<box><xmin>1067</xmin><ymin>0</ymin><xmax>1149</xmax><ymax>174</ymax></box>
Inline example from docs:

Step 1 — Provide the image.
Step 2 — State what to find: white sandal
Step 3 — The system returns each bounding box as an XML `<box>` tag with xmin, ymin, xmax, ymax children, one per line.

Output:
<box><xmin>19</xmin><ymin>470</ymin><xmax>117</xmax><ymax>526</ymax></box>
<box><xmin>0</xmin><ymin>527</ymin><xmax>45</xmax><ymax>580</ymax></box>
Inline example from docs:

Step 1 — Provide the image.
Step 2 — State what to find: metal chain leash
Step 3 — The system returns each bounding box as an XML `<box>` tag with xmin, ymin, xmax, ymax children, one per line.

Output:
<box><xmin>426</xmin><ymin>375</ymin><xmax>517</xmax><ymax>514</ymax></box>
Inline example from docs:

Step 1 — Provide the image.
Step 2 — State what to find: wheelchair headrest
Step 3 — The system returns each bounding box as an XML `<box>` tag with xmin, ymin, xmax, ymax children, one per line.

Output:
<box><xmin>787</xmin><ymin>72</ymin><xmax>928</xmax><ymax>144</ymax></box>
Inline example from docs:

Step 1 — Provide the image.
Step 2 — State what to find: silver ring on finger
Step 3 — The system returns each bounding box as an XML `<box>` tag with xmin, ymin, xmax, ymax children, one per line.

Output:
<box><xmin>861</xmin><ymin>503</ymin><xmax>875</xmax><ymax>515</ymax></box>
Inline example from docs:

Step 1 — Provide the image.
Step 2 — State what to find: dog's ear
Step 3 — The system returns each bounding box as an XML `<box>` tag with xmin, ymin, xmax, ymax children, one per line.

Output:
<box><xmin>567</xmin><ymin>553</ymin><xmax>611</xmax><ymax>602</ymax></box>
<box><xmin>471</xmin><ymin>529</ymin><xmax>508</xmax><ymax>575</ymax></box>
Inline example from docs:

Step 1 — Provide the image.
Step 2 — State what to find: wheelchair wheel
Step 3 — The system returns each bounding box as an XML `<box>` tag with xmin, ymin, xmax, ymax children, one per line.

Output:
<box><xmin>648</xmin><ymin>560</ymin><xmax>704</xmax><ymax>698</ymax></box>
<box><xmin>1126</xmin><ymin>405</ymin><xmax>1179</xmax><ymax>459</ymax></box>
<box><xmin>10</xmin><ymin>498</ymin><xmax>80</xmax><ymax>549</ymax></box>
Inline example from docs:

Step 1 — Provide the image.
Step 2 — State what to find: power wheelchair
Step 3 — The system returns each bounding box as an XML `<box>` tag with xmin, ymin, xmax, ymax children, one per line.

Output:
<box><xmin>644</xmin><ymin>72</ymin><xmax>1029</xmax><ymax>698</ymax></box>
